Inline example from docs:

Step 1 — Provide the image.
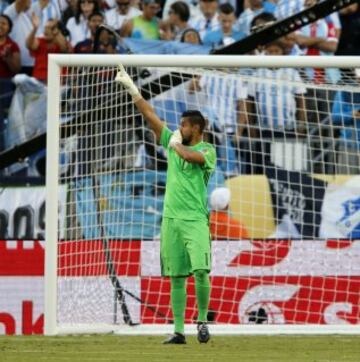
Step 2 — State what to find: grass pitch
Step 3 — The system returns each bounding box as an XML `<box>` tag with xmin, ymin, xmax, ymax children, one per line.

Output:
<box><xmin>1</xmin><ymin>335</ymin><xmax>359</xmax><ymax>362</ymax></box>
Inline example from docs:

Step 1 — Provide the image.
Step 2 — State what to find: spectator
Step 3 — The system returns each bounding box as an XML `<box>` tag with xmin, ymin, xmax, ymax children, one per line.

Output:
<box><xmin>120</xmin><ymin>0</ymin><xmax>162</xmax><ymax>39</ymax></box>
<box><xmin>94</xmin><ymin>26</ymin><xmax>119</xmax><ymax>52</ymax></box>
<box><xmin>62</xmin><ymin>0</ymin><xmax>78</xmax><ymax>24</ymax></box>
<box><xmin>337</xmin><ymin>3</ymin><xmax>360</xmax><ymax>55</ymax></box>
<box><xmin>189</xmin><ymin>0</ymin><xmax>219</xmax><ymax>40</ymax></box>
<box><xmin>164</xmin><ymin>1</ymin><xmax>191</xmax><ymax>41</ymax></box>
<box><xmin>250</xmin><ymin>9</ymin><xmax>275</xmax><ymax>33</ymax></box>
<box><xmin>295</xmin><ymin>0</ymin><xmax>338</xmax><ymax>83</ymax></box>
<box><xmin>66</xmin><ymin>0</ymin><xmax>100</xmax><ymax>46</ymax></box>
<box><xmin>250</xmin><ymin>8</ymin><xmax>302</xmax><ymax>56</ymax></box>
<box><xmin>30</xmin><ymin>0</ymin><xmax>62</xmax><ymax>35</ymax></box>
<box><xmin>74</xmin><ymin>11</ymin><xmax>104</xmax><ymax>52</ymax></box>
<box><xmin>189</xmin><ymin>69</ymin><xmax>248</xmax><ymax>176</ymax></box>
<box><xmin>75</xmin><ymin>12</ymin><xmax>125</xmax><ymax>53</ymax></box>
<box><xmin>209</xmin><ymin>187</ymin><xmax>249</xmax><ymax>240</ymax></box>
<box><xmin>180</xmin><ymin>27</ymin><xmax>202</xmax><ymax>44</ymax></box>
<box><xmin>162</xmin><ymin>0</ymin><xmax>199</xmax><ymax>19</ymax></box>
<box><xmin>246</xmin><ymin>40</ymin><xmax>307</xmax><ymax>171</ymax></box>
<box><xmin>250</xmin><ymin>11</ymin><xmax>302</xmax><ymax>56</ymax></box>
<box><xmin>249</xmin><ymin>11</ymin><xmax>276</xmax><ymax>54</ymax></box>
<box><xmin>27</xmin><ymin>14</ymin><xmax>70</xmax><ymax>83</ymax></box>
<box><xmin>248</xmin><ymin>40</ymin><xmax>307</xmax><ymax>134</ymax></box>
<box><xmin>203</xmin><ymin>3</ymin><xmax>245</xmax><ymax>48</ymax></box>
<box><xmin>105</xmin><ymin>0</ymin><xmax>141</xmax><ymax>33</ymax></box>
<box><xmin>0</xmin><ymin>14</ymin><xmax>21</xmax><ymax>78</ymax></box>
<box><xmin>4</xmin><ymin>0</ymin><xmax>33</xmax><ymax>74</ymax></box>
<box><xmin>0</xmin><ymin>14</ymin><xmax>20</xmax><ymax>151</ymax></box>
<box><xmin>237</xmin><ymin>0</ymin><xmax>265</xmax><ymax>36</ymax></box>
<box><xmin>295</xmin><ymin>0</ymin><xmax>338</xmax><ymax>126</ymax></box>
<box><xmin>332</xmin><ymin>68</ymin><xmax>360</xmax><ymax>174</ymax></box>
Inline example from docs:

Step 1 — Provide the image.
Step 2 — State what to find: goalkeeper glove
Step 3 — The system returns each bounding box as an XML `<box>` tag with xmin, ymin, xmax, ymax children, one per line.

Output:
<box><xmin>169</xmin><ymin>130</ymin><xmax>182</xmax><ymax>148</ymax></box>
<box><xmin>115</xmin><ymin>63</ymin><xmax>141</xmax><ymax>100</ymax></box>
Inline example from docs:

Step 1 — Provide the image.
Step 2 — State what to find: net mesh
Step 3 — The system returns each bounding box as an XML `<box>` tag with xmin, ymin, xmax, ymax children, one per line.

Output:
<box><xmin>54</xmin><ymin>62</ymin><xmax>360</xmax><ymax>328</ymax></box>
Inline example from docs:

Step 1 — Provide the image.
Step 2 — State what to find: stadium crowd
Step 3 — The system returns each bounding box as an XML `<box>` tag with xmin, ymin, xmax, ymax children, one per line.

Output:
<box><xmin>0</xmin><ymin>0</ymin><xmax>360</xmax><ymax>177</ymax></box>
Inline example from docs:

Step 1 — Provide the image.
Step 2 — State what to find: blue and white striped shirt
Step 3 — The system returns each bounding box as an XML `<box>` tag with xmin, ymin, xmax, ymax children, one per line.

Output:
<box><xmin>275</xmin><ymin>0</ymin><xmax>304</xmax><ymax>20</ymax></box>
<box><xmin>189</xmin><ymin>13</ymin><xmax>220</xmax><ymax>40</ymax></box>
<box><xmin>248</xmin><ymin>68</ymin><xmax>306</xmax><ymax>130</ymax></box>
<box><xmin>200</xmin><ymin>73</ymin><xmax>248</xmax><ymax>133</ymax></box>
<box><xmin>236</xmin><ymin>8</ymin><xmax>264</xmax><ymax>35</ymax></box>
<box><xmin>0</xmin><ymin>0</ymin><xmax>9</xmax><ymax>14</ymax></box>
<box><xmin>31</xmin><ymin>0</ymin><xmax>62</xmax><ymax>36</ymax></box>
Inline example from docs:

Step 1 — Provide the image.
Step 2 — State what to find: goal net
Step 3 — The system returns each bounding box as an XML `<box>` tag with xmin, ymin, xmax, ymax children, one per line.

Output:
<box><xmin>45</xmin><ymin>55</ymin><xmax>360</xmax><ymax>335</ymax></box>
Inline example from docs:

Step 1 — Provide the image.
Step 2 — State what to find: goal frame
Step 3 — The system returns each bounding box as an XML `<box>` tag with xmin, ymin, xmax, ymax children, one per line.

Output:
<box><xmin>45</xmin><ymin>54</ymin><xmax>360</xmax><ymax>336</ymax></box>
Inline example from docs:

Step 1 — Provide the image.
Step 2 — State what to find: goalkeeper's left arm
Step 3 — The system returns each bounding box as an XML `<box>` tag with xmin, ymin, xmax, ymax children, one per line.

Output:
<box><xmin>115</xmin><ymin>64</ymin><xmax>164</xmax><ymax>142</ymax></box>
<box><xmin>171</xmin><ymin>141</ymin><xmax>206</xmax><ymax>165</ymax></box>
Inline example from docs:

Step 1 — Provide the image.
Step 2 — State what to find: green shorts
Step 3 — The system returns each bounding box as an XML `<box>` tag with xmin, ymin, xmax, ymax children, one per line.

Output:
<box><xmin>160</xmin><ymin>217</ymin><xmax>211</xmax><ymax>277</ymax></box>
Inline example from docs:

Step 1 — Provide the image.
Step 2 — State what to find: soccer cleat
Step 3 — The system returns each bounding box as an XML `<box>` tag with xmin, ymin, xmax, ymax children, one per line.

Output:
<box><xmin>162</xmin><ymin>333</ymin><xmax>186</xmax><ymax>344</ymax></box>
<box><xmin>197</xmin><ymin>322</ymin><xmax>210</xmax><ymax>343</ymax></box>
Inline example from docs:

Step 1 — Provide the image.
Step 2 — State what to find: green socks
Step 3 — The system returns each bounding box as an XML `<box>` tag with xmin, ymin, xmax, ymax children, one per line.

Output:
<box><xmin>170</xmin><ymin>271</ymin><xmax>210</xmax><ymax>334</ymax></box>
<box><xmin>170</xmin><ymin>277</ymin><xmax>186</xmax><ymax>334</ymax></box>
<box><xmin>194</xmin><ymin>270</ymin><xmax>210</xmax><ymax>322</ymax></box>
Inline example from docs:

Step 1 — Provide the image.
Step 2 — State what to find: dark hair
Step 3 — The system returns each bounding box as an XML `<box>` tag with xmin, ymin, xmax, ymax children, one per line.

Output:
<box><xmin>181</xmin><ymin>110</ymin><xmax>207</xmax><ymax>133</ymax></box>
<box><xmin>250</xmin><ymin>12</ymin><xmax>276</xmax><ymax>33</ymax></box>
<box><xmin>143</xmin><ymin>0</ymin><xmax>162</xmax><ymax>6</ymax></box>
<box><xmin>219</xmin><ymin>3</ymin><xmax>234</xmax><ymax>15</ymax></box>
<box><xmin>46</xmin><ymin>18</ymin><xmax>61</xmax><ymax>31</ymax></box>
<box><xmin>75</xmin><ymin>0</ymin><xmax>100</xmax><ymax>24</ymax></box>
<box><xmin>180</xmin><ymin>28</ymin><xmax>202</xmax><ymax>44</ymax></box>
<box><xmin>170</xmin><ymin>1</ymin><xmax>190</xmax><ymax>22</ymax></box>
<box><xmin>265</xmin><ymin>39</ymin><xmax>285</xmax><ymax>52</ymax></box>
<box><xmin>88</xmin><ymin>11</ymin><xmax>104</xmax><ymax>21</ymax></box>
<box><xmin>0</xmin><ymin>14</ymin><xmax>13</xmax><ymax>33</ymax></box>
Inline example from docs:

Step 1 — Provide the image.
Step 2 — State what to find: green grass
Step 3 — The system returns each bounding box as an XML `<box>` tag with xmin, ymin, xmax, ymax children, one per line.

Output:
<box><xmin>1</xmin><ymin>335</ymin><xmax>359</xmax><ymax>362</ymax></box>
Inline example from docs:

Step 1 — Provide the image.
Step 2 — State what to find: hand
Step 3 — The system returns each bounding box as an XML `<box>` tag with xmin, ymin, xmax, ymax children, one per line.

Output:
<box><xmin>169</xmin><ymin>130</ymin><xmax>182</xmax><ymax>148</ymax></box>
<box><xmin>294</xmin><ymin>34</ymin><xmax>312</xmax><ymax>48</ymax></box>
<box><xmin>115</xmin><ymin>63</ymin><xmax>140</xmax><ymax>98</ymax></box>
<box><xmin>2</xmin><ymin>46</ymin><xmax>13</xmax><ymax>63</ymax></box>
<box><xmin>159</xmin><ymin>28</ymin><xmax>173</xmax><ymax>41</ymax></box>
<box><xmin>31</xmin><ymin>12</ymin><xmax>40</xmax><ymax>29</ymax></box>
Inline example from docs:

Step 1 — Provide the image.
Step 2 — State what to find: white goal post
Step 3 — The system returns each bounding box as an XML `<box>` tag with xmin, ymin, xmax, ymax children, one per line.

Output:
<box><xmin>45</xmin><ymin>55</ymin><xmax>360</xmax><ymax>336</ymax></box>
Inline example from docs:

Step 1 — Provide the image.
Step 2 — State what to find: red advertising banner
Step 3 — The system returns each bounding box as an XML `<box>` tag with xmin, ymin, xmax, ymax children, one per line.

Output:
<box><xmin>141</xmin><ymin>276</ymin><xmax>360</xmax><ymax>324</ymax></box>
<box><xmin>1</xmin><ymin>239</ymin><xmax>359</xmax><ymax>335</ymax></box>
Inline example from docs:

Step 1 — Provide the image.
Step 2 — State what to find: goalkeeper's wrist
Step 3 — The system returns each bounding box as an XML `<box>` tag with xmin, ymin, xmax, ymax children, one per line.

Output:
<box><xmin>169</xmin><ymin>140</ymin><xmax>181</xmax><ymax>149</ymax></box>
<box><xmin>132</xmin><ymin>93</ymin><xmax>142</xmax><ymax>103</ymax></box>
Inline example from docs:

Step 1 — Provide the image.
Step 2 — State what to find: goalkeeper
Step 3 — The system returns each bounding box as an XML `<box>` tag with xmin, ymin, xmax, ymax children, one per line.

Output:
<box><xmin>116</xmin><ymin>65</ymin><xmax>216</xmax><ymax>344</ymax></box>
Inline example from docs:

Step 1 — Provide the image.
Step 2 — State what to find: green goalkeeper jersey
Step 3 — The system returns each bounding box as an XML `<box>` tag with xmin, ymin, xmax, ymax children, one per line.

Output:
<box><xmin>160</xmin><ymin>126</ymin><xmax>216</xmax><ymax>221</ymax></box>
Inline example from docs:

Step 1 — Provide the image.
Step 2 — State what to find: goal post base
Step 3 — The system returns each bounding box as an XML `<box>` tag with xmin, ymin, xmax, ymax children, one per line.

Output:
<box><xmin>53</xmin><ymin>324</ymin><xmax>360</xmax><ymax>336</ymax></box>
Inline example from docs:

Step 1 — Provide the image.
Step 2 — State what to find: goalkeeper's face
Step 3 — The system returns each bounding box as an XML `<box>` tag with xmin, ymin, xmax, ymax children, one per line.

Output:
<box><xmin>180</xmin><ymin>118</ymin><xmax>197</xmax><ymax>145</ymax></box>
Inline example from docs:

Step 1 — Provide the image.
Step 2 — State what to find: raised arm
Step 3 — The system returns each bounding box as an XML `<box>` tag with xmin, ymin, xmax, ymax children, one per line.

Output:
<box><xmin>115</xmin><ymin>64</ymin><xmax>164</xmax><ymax>142</ymax></box>
<box><xmin>26</xmin><ymin>13</ymin><xmax>40</xmax><ymax>51</ymax></box>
